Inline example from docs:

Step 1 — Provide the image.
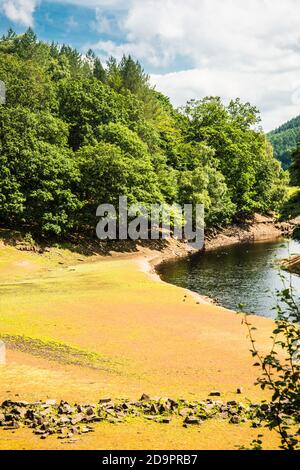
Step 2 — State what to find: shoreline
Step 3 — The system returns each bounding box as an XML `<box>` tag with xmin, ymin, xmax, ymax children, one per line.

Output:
<box><xmin>135</xmin><ymin>215</ymin><xmax>294</xmax><ymax>310</ymax></box>
<box><xmin>0</xmin><ymin>227</ymin><xmax>283</xmax><ymax>449</ymax></box>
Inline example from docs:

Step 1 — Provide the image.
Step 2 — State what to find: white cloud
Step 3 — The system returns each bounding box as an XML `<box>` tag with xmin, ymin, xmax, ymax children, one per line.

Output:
<box><xmin>89</xmin><ymin>0</ymin><xmax>300</xmax><ymax>130</ymax></box>
<box><xmin>0</xmin><ymin>0</ymin><xmax>38</xmax><ymax>26</ymax></box>
<box><xmin>2</xmin><ymin>0</ymin><xmax>300</xmax><ymax>129</ymax></box>
<box><xmin>150</xmin><ymin>68</ymin><xmax>300</xmax><ymax>132</ymax></box>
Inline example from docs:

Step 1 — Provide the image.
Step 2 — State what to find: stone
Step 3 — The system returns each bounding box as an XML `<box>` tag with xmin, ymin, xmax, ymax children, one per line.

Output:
<box><xmin>227</xmin><ymin>400</ymin><xmax>238</xmax><ymax>406</ymax></box>
<box><xmin>261</xmin><ymin>403</ymin><xmax>269</xmax><ymax>412</ymax></box>
<box><xmin>209</xmin><ymin>391</ymin><xmax>221</xmax><ymax>397</ymax></box>
<box><xmin>1</xmin><ymin>400</ymin><xmax>14</xmax><ymax>408</ymax></box>
<box><xmin>168</xmin><ymin>399</ymin><xmax>178</xmax><ymax>408</ymax></box>
<box><xmin>159</xmin><ymin>403</ymin><xmax>169</xmax><ymax>414</ymax></box>
<box><xmin>179</xmin><ymin>408</ymin><xmax>190</xmax><ymax>417</ymax></box>
<box><xmin>99</xmin><ymin>398</ymin><xmax>111</xmax><ymax>404</ymax></box>
<box><xmin>0</xmin><ymin>412</ymin><xmax>5</xmax><ymax>424</ymax></box>
<box><xmin>60</xmin><ymin>403</ymin><xmax>74</xmax><ymax>414</ymax></box>
<box><xmin>58</xmin><ymin>416</ymin><xmax>70</xmax><ymax>426</ymax></box>
<box><xmin>45</xmin><ymin>399</ymin><xmax>56</xmax><ymax>406</ymax></box>
<box><xmin>85</xmin><ymin>406</ymin><xmax>94</xmax><ymax>416</ymax></box>
<box><xmin>140</xmin><ymin>393</ymin><xmax>151</xmax><ymax>401</ymax></box>
<box><xmin>150</xmin><ymin>404</ymin><xmax>159</xmax><ymax>414</ymax></box>
<box><xmin>184</xmin><ymin>416</ymin><xmax>201</xmax><ymax>425</ymax></box>
<box><xmin>229</xmin><ymin>416</ymin><xmax>240</xmax><ymax>424</ymax></box>
<box><xmin>236</xmin><ymin>388</ymin><xmax>243</xmax><ymax>394</ymax></box>
<box><xmin>162</xmin><ymin>417</ymin><xmax>172</xmax><ymax>424</ymax></box>
<box><xmin>71</xmin><ymin>414</ymin><xmax>84</xmax><ymax>425</ymax></box>
<box><xmin>81</xmin><ymin>426</ymin><xmax>94</xmax><ymax>433</ymax></box>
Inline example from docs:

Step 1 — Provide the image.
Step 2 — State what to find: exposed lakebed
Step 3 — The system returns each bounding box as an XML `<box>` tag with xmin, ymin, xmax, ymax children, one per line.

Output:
<box><xmin>157</xmin><ymin>238</ymin><xmax>300</xmax><ymax>318</ymax></box>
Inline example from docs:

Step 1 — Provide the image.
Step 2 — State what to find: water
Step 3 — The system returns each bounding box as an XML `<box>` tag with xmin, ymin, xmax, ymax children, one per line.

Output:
<box><xmin>157</xmin><ymin>238</ymin><xmax>300</xmax><ymax>318</ymax></box>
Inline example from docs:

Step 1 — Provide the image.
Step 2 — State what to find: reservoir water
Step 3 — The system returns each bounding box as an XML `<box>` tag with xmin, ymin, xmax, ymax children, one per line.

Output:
<box><xmin>157</xmin><ymin>238</ymin><xmax>300</xmax><ymax>318</ymax></box>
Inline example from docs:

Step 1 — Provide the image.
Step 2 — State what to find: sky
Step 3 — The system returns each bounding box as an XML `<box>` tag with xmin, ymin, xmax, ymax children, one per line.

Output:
<box><xmin>1</xmin><ymin>1</ymin><xmax>300</xmax><ymax>131</ymax></box>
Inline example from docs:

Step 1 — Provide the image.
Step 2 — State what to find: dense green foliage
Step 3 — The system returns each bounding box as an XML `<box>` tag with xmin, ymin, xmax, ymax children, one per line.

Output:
<box><xmin>0</xmin><ymin>29</ymin><xmax>288</xmax><ymax>238</ymax></box>
<box><xmin>290</xmin><ymin>142</ymin><xmax>300</xmax><ymax>186</ymax></box>
<box><xmin>268</xmin><ymin>115</ymin><xmax>300</xmax><ymax>169</ymax></box>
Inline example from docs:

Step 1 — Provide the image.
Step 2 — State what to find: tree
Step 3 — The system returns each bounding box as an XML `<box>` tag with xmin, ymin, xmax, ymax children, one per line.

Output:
<box><xmin>290</xmin><ymin>142</ymin><xmax>300</xmax><ymax>186</ymax></box>
<box><xmin>76</xmin><ymin>142</ymin><xmax>163</xmax><ymax>228</ymax></box>
<box><xmin>0</xmin><ymin>107</ymin><xmax>81</xmax><ymax>236</ymax></box>
<box><xmin>182</xmin><ymin>97</ymin><xmax>287</xmax><ymax>217</ymax></box>
<box><xmin>177</xmin><ymin>143</ymin><xmax>236</xmax><ymax>225</ymax></box>
<box><xmin>119</xmin><ymin>54</ymin><xmax>149</xmax><ymax>94</ymax></box>
<box><xmin>57</xmin><ymin>78</ymin><xmax>142</xmax><ymax>150</ymax></box>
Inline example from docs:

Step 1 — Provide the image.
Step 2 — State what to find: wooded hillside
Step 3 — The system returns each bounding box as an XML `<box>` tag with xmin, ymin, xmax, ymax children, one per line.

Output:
<box><xmin>0</xmin><ymin>28</ymin><xmax>288</xmax><ymax>238</ymax></box>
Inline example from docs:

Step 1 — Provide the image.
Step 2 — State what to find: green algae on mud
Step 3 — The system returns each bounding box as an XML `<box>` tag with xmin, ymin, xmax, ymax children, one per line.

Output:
<box><xmin>0</xmin><ymin>334</ymin><xmax>120</xmax><ymax>372</ymax></box>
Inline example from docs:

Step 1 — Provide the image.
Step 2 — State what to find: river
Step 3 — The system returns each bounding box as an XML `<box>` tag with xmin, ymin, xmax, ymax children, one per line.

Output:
<box><xmin>157</xmin><ymin>238</ymin><xmax>300</xmax><ymax>318</ymax></box>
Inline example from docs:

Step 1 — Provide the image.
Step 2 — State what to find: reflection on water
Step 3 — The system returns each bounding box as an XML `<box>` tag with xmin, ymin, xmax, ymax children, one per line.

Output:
<box><xmin>157</xmin><ymin>238</ymin><xmax>300</xmax><ymax>318</ymax></box>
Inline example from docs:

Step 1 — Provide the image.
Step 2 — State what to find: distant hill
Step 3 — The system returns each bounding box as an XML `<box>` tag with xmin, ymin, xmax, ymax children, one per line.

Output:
<box><xmin>268</xmin><ymin>115</ymin><xmax>300</xmax><ymax>169</ymax></box>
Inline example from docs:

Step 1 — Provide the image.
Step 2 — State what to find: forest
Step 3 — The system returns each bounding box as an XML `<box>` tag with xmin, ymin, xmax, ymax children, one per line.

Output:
<box><xmin>268</xmin><ymin>115</ymin><xmax>300</xmax><ymax>169</ymax></box>
<box><xmin>0</xmin><ymin>28</ymin><xmax>288</xmax><ymax>239</ymax></box>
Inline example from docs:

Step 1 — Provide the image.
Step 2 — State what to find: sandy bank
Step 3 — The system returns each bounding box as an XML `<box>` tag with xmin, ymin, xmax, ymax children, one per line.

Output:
<box><xmin>0</xmin><ymin>233</ymin><xmax>281</xmax><ymax>449</ymax></box>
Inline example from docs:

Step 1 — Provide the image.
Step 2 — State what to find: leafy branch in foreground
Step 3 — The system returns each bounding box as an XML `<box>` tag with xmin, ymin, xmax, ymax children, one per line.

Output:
<box><xmin>243</xmin><ymin>286</ymin><xmax>300</xmax><ymax>450</ymax></box>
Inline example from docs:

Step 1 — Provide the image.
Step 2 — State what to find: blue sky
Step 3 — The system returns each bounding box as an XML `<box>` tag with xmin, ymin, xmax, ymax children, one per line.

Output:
<box><xmin>0</xmin><ymin>2</ymin><xmax>123</xmax><ymax>60</ymax></box>
<box><xmin>1</xmin><ymin>0</ymin><xmax>300</xmax><ymax>131</ymax></box>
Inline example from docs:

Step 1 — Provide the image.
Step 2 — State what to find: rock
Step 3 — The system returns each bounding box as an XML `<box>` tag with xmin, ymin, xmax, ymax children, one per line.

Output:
<box><xmin>105</xmin><ymin>403</ymin><xmax>115</xmax><ymax>410</ymax></box>
<box><xmin>45</xmin><ymin>399</ymin><xmax>57</xmax><ymax>406</ymax></box>
<box><xmin>150</xmin><ymin>404</ymin><xmax>159</xmax><ymax>414</ymax></box>
<box><xmin>99</xmin><ymin>398</ymin><xmax>111</xmax><ymax>404</ymax></box>
<box><xmin>261</xmin><ymin>403</ymin><xmax>269</xmax><ymax>412</ymax></box>
<box><xmin>85</xmin><ymin>406</ymin><xmax>94</xmax><ymax>416</ymax></box>
<box><xmin>58</xmin><ymin>403</ymin><xmax>73</xmax><ymax>414</ymax></box>
<box><xmin>71</xmin><ymin>414</ymin><xmax>84</xmax><ymax>425</ymax></box>
<box><xmin>81</xmin><ymin>426</ymin><xmax>94</xmax><ymax>433</ymax></box>
<box><xmin>179</xmin><ymin>408</ymin><xmax>190</xmax><ymax>417</ymax></box>
<box><xmin>145</xmin><ymin>416</ymin><xmax>157</xmax><ymax>421</ymax></box>
<box><xmin>236</xmin><ymin>388</ymin><xmax>243</xmax><ymax>394</ymax></box>
<box><xmin>0</xmin><ymin>413</ymin><xmax>5</xmax><ymax>424</ymax></box>
<box><xmin>209</xmin><ymin>391</ymin><xmax>221</xmax><ymax>397</ymax></box>
<box><xmin>229</xmin><ymin>415</ymin><xmax>240</xmax><ymax>424</ymax></box>
<box><xmin>251</xmin><ymin>421</ymin><xmax>260</xmax><ymax>428</ymax></box>
<box><xmin>1</xmin><ymin>400</ymin><xmax>14</xmax><ymax>408</ymax></box>
<box><xmin>4</xmin><ymin>423</ymin><xmax>19</xmax><ymax>430</ymax></box>
<box><xmin>184</xmin><ymin>416</ymin><xmax>201</xmax><ymax>425</ymax></box>
<box><xmin>168</xmin><ymin>399</ymin><xmax>178</xmax><ymax>408</ymax></box>
<box><xmin>140</xmin><ymin>393</ymin><xmax>151</xmax><ymax>401</ymax></box>
<box><xmin>58</xmin><ymin>416</ymin><xmax>70</xmax><ymax>426</ymax></box>
<box><xmin>162</xmin><ymin>417</ymin><xmax>172</xmax><ymax>424</ymax></box>
<box><xmin>34</xmin><ymin>429</ymin><xmax>48</xmax><ymax>435</ymax></box>
<box><xmin>159</xmin><ymin>403</ymin><xmax>169</xmax><ymax>414</ymax></box>
<box><xmin>227</xmin><ymin>400</ymin><xmax>238</xmax><ymax>406</ymax></box>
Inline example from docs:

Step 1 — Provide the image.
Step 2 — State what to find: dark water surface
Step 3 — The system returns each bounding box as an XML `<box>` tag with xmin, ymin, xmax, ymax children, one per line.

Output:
<box><xmin>157</xmin><ymin>238</ymin><xmax>300</xmax><ymax>318</ymax></box>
